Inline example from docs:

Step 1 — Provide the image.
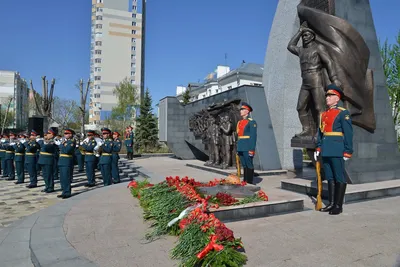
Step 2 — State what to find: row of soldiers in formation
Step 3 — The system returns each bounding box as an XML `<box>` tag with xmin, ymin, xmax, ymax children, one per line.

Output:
<box><xmin>0</xmin><ymin>126</ymin><xmax>135</xmax><ymax>199</ymax></box>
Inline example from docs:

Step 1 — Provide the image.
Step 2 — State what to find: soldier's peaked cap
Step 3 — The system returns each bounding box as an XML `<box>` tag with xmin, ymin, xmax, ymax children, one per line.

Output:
<box><xmin>64</xmin><ymin>128</ymin><xmax>75</xmax><ymax>135</ymax></box>
<box><xmin>325</xmin><ymin>84</ymin><xmax>344</xmax><ymax>99</ymax></box>
<box><xmin>240</xmin><ymin>102</ymin><xmax>253</xmax><ymax>112</ymax></box>
<box><xmin>101</xmin><ymin>128</ymin><xmax>111</xmax><ymax>134</ymax></box>
<box><xmin>87</xmin><ymin>130</ymin><xmax>95</xmax><ymax>135</ymax></box>
<box><xmin>30</xmin><ymin>130</ymin><xmax>38</xmax><ymax>136</ymax></box>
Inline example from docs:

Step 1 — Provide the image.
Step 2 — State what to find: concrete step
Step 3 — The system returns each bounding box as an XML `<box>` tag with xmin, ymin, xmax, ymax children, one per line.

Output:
<box><xmin>281</xmin><ymin>178</ymin><xmax>400</xmax><ymax>203</ymax></box>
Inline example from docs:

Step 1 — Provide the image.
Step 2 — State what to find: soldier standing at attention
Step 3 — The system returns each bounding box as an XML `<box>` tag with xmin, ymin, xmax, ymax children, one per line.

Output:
<box><xmin>75</xmin><ymin>133</ymin><xmax>85</xmax><ymax>173</ymax></box>
<box><xmin>124</xmin><ymin>126</ymin><xmax>134</xmax><ymax>160</ymax></box>
<box><xmin>5</xmin><ymin>132</ymin><xmax>17</xmax><ymax>181</ymax></box>
<box><xmin>82</xmin><ymin>130</ymin><xmax>97</xmax><ymax>187</ymax></box>
<box><xmin>0</xmin><ymin>134</ymin><xmax>7</xmax><ymax>178</ymax></box>
<box><xmin>14</xmin><ymin>133</ymin><xmax>27</xmax><ymax>184</ymax></box>
<box><xmin>57</xmin><ymin>129</ymin><xmax>76</xmax><ymax>199</ymax></box>
<box><xmin>99</xmin><ymin>128</ymin><xmax>114</xmax><ymax>186</ymax></box>
<box><xmin>36</xmin><ymin>135</ymin><xmax>43</xmax><ymax>176</ymax></box>
<box><xmin>25</xmin><ymin>130</ymin><xmax>40</xmax><ymax>188</ymax></box>
<box><xmin>236</xmin><ymin>102</ymin><xmax>257</xmax><ymax>185</ymax></box>
<box><xmin>54</xmin><ymin>134</ymin><xmax>61</xmax><ymax>181</ymax></box>
<box><xmin>112</xmin><ymin>131</ymin><xmax>122</xmax><ymax>184</ymax></box>
<box><xmin>38</xmin><ymin>129</ymin><xmax>57</xmax><ymax>193</ymax></box>
<box><xmin>314</xmin><ymin>84</ymin><xmax>353</xmax><ymax>215</ymax></box>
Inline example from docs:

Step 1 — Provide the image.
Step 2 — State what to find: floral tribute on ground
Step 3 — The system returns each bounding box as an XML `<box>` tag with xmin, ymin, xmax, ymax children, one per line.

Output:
<box><xmin>127</xmin><ymin>176</ymin><xmax>269</xmax><ymax>267</ymax></box>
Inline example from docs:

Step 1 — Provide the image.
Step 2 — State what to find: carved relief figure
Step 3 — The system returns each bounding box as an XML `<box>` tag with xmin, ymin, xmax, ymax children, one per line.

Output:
<box><xmin>220</xmin><ymin>114</ymin><xmax>234</xmax><ymax>169</ymax></box>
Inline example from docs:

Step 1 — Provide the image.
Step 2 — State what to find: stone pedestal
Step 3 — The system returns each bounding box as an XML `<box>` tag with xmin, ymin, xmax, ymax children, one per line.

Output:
<box><xmin>263</xmin><ymin>0</ymin><xmax>400</xmax><ymax>183</ymax></box>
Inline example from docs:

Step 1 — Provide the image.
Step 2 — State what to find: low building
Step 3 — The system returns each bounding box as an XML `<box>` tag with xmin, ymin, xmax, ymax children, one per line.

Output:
<box><xmin>0</xmin><ymin>70</ymin><xmax>29</xmax><ymax>129</ymax></box>
<box><xmin>176</xmin><ymin>62</ymin><xmax>263</xmax><ymax>102</ymax></box>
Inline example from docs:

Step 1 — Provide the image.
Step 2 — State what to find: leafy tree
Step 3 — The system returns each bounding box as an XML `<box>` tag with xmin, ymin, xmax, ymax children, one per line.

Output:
<box><xmin>135</xmin><ymin>88</ymin><xmax>159</xmax><ymax>152</ymax></box>
<box><xmin>182</xmin><ymin>88</ymin><xmax>191</xmax><ymax>104</ymax></box>
<box><xmin>112</xmin><ymin>77</ymin><xmax>138</xmax><ymax>129</ymax></box>
<box><xmin>379</xmin><ymin>31</ymin><xmax>400</xmax><ymax>126</ymax></box>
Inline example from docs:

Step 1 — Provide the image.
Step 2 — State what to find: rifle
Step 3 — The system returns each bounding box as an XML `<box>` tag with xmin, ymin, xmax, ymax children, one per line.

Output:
<box><xmin>236</xmin><ymin>154</ymin><xmax>241</xmax><ymax>178</ymax></box>
<box><xmin>315</xmin><ymin>159</ymin><xmax>323</xmax><ymax>211</ymax></box>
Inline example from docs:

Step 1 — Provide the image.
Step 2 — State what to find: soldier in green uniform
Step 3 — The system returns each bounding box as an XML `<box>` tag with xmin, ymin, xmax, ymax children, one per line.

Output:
<box><xmin>53</xmin><ymin>135</ymin><xmax>61</xmax><ymax>181</ymax></box>
<box><xmin>75</xmin><ymin>133</ymin><xmax>85</xmax><ymax>173</ymax></box>
<box><xmin>14</xmin><ymin>133</ymin><xmax>27</xmax><ymax>184</ymax></box>
<box><xmin>314</xmin><ymin>85</ymin><xmax>353</xmax><ymax>215</ymax></box>
<box><xmin>36</xmin><ymin>135</ymin><xmax>43</xmax><ymax>176</ymax></box>
<box><xmin>99</xmin><ymin>128</ymin><xmax>113</xmax><ymax>186</ymax></box>
<box><xmin>124</xmin><ymin>126</ymin><xmax>134</xmax><ymax>160</ymax></box>
<box><xmin>1</xmin><ymin>134</ymin><xmax>9</xmax><ymax>178</ymax></box>
<box><xmin>236</xmin><ymin>102</ymin><xmax>257</xmax><ymax>185</ymax></box>
<box><xmin>38</xmin><ymin>128</ymin><xmax>58</xmax><ymax>193</ymax></box>
<box><xmin>82</xmin><ymin>130</ymin><xmax>97</xmax><ymax>187</ymax></box>
<box><xmin>112</xmin><ymin>131</ymin><xmax>122</xmax><ymax>184</ymax></box>
<box><xmin>57</xmin><ymin>129</ymin><xmax>76</xmax><ymax>199</ymax></box>
<box><xmin>25</xmin><ymin>130</ymin><xmax>40</xmax><ymax>188</ymax></box>
<box><xmin>5</xmin><ymin>132</ymin><xmax>17</xmax><ymax>181</ymax></box>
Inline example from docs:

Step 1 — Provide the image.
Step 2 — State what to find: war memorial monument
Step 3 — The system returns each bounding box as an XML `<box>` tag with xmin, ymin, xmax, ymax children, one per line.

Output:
<box><xmin>158</xmin><ymin>0</ymin><xmax>400</xmax><ymax>202</ymax></box>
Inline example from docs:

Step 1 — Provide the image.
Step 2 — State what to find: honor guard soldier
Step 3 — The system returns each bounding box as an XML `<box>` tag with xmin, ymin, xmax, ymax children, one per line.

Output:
<box><xmin>57</xmin><ymin>129</ymin><xmax>76</xmax><ymax>199</ymax></box>
<box><xmin>14</xmin><ymin>133</ymin><xmax>27</xmax><ymax>184</ymax></box>
<box><xmin>124</xmin><ymin>126</ymin><xmax>134</xmax><ymax>160</ymax></box>
<box><xmin>236</xmin><ymin>102</ymin><xmax>257</xmax><ymax>185</ymax></box>
<box><xmin>82</xmin><ymin>130</ymin><xmax>97</xmax><ymax>187</ymax></box>
<box><xmin>112</xmin><ymin>131</ymin><xmax>122</xmax><ymax>184</ymax></box>
<box><xmin>314</xmin><ymin>84</ymin><xmax>353</xmax><ymax>215</ymax></box>
<box><xmin>36</xmin><ymin>135</ymin><xmax>43</xmax><ymax>176</ymax></box>
<box><xmin>38</xmin><ymin>128</ymin><xmax>58</xmax><ymax>193</ymax></box>
<box><xmin>0</xmin><ymin>135</ymin><xmax>6</xmax><ymax>178</ymax></box>
<box><xmin>26</xmin><ymin>130</ymin><xmax>40</xmax><ymax>188</ymax></box>
<box><xmin>99</xmin><ymin>128</ymin><xmax>114</xmax><ymax>186</ymax></box>
<box><xmin>54</xmin><ymin>135</ymin><xmax>61</xmax><ymax>181</ymax></box>
<box><xmin>5</xmin><ymin>132</ymin><xmax>17</xmax><ymax>181</ymax></box>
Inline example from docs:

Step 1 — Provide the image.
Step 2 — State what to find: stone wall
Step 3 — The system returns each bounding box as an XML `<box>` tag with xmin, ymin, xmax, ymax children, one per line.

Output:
<box><xmin>158</xmin><ymin>85</ymin><xmax>282</xmax><ymax>171</ymax></box>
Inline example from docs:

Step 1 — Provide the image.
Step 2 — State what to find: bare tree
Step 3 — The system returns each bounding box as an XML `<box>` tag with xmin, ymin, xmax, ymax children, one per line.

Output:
<box><xmin>30</xmin><ymin>76</ymin><xmax>56</xmax><ymax>130</ymax></box>
<box><xmin>77</xmin><ymin>79</ymin><xmax>91</xmax><ymax>133</ymax></box>
<box><xmin>51</xmin><ymin>97</ymin><xmax>78</xmax><ymax>129</ymax></box>
<box><xmin>1</xmin><ymin>96</ymin><xmax>13</xmax><ymax>134</ymax></box>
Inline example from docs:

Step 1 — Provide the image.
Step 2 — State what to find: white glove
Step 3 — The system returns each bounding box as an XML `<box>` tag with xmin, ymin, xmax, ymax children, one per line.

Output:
<box><xmin>343</xmin><ymin>157</ymin><xmax>350</xmax><ymax>161</ymax></box>
<box><xmin>10</xmin><ymin>142</ymin><xmax>16</xmax><ymax>146</ymax></box>
<box><xmin>54</xmin><ymin>140</ymin><xmax>61</xmax><ymax>146</ymax></box>
<box><xmin>0</xmin><ymin>139</ymin><xmax>4</xmax><ymax>143</ymax></box>
<box><xmin>313</xmin><ymin>151</ymin><xmax>320</xmax><ymax>161</ymax></box>
<box><xmin>20</xmin><ymin>139</ymin><xmax>26</xmax><ymax>144</ymax></box>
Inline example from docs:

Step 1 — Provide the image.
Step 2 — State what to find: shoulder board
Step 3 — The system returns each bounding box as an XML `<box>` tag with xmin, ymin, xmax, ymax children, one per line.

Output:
<box><xmin>248</xmin><ymin>118</ymin><xmax>253</xmax><ymax>121</ymax></box>
<box><xmin>338</xmin><ymin>107</ymin><xmax>346</xmax><ymax>111</ymax></box>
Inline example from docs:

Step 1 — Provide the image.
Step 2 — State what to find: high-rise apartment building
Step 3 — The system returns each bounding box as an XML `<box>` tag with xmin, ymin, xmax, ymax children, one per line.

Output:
<box><xmin>0</xmin><ymin>70</ymin><xmax>29</xmax><ymax>129</ymax></box>
<box><xmin>88</xmin><ymin>0</ymin><xmax>143</xmax><ymax>127</ymax></box>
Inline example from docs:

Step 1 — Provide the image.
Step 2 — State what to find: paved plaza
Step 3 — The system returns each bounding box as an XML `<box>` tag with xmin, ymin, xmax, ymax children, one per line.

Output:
<box><xmin>0</xmin><ymin>157</ymin><xmax>399</xmax><ymax>266</ymax></box>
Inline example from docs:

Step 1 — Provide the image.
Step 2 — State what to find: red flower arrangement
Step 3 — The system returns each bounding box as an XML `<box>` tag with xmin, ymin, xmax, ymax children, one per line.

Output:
<box><xmin>215</xmin><ymin>192</ymin><xmax>238</xmax><ymax>206</ymax></box>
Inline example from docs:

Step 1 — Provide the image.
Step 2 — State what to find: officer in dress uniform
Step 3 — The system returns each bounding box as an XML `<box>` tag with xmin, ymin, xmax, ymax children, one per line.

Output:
<box><xmin>0</xmin><ymin>135</ymin><xmax>7</xmax><ymax>177</ymax></box>
<box><xmin>14</xmin><ymin>133</ymin><xmax>27</xmax><ymax>184</ymax></box>
<box><xmin>124</xmin><ymin>126</ymin><xmax>134</xmax><ymax>160</ymax></box>
<box><xmin>82</xmin><ymin>130</ymin><xmax>97</xmax><ymax>187</ymax></box>
<box><xmin>314</xmin><ymin>84</ymin><xmax>353</xmax><ymax>215</ymax></box>
<box><xmin>112</xmin><ymin>131</ymin><xmax>121</xmax><ymax>184</ymax></box>
<box><xmin>99</xmin><ymin>128</ymin><xmax>114</xmax><ymax>186</ymax></box>
<box><xmin>38</xmin><ymin>128</ymin><xmax>58</xmax><ymax>193</ymax></box>
<box><xmin>75</xmin><ymin>133</ymin><xmax>85</xmax><ymax>173</ymax></box>
<box><xmin>5</xmin><ymin>132</ymin><xmax>17</xmax><ymax>181</ymax></box>
<box><xmin>236</xmin><ymin>102</ymin><xmax>257</xmax><ymax>185</ymax></box>
<box><xmin>53</xmin><ymin>135</ymin><xmax>61</xmax><ymax>181</ymax></box>
<box><xmin>57</xmin><ymin>129</ymin><xmax>76</xmax><ymax>199</ymax></box>
<box><xmin>26</xmin><ymin>130</ymin><xmax>40</xmax><ymax>188</ymax></box>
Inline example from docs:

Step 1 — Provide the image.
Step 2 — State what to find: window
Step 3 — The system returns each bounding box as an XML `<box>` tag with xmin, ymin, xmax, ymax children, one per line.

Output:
<box><xmin>96</xmin><ymin>24</ymin><xmax>102</xmax><ymax>29</ymax></box>
<box><xmin>96</xmin><ymin>7</ymin><xmax>103</xmax><ymax>12</ymax></box>
<box><xmin>94</xmin><ymin>85</ymin><xmax>101</xmax><ymax>89</ymax></box>
<box><xmin>131</xmin><ymin>63</ymin><xmax>136</xmax><ymax>67</ymax></box>
<box><xmin>132</xmin><ymin>30</ymin><xmax>136</xmax><ymax>34</ymax></box>
<box><xmin>131</xmin><ymin>46</ymin><xmax>136</xmax><ymax>51</ymax></box>
<box><xmin>94</xmin><ymin>94</ymin><xmax>100</xmax><ymax>98</ymax></box>
<box><xmin>95</xmin><ymin>41</ymin><xmax>102</xmax><ymax>46</ymax></box>
<box><xmin>95</xmin><ymin>32</ymin><xmax>102</xmax><ymax>37</ymax></box>
<box><xmin>95</xmin><ymin>50</ymin><xmax>101</xmax><ymax>54</ymax></box>
<box><xmin>96</xmin><ymin>0</ymin><xmax>103</xmax><ymax>3</ymax></box>
<box><xmin>96</xmin><ymin>15</ymin><xmax>102</xmax><ymax>20</ymax></box>
<box><xmin>131</xmin><ymin>71</ymin><xmax>135</xmax><ymax>76</ymax></box>
<box><xmin>95</xmin><ymin>67</ymin><xmax>102</xmax><ymax>72</ymax></box>
<box><xmin>95</xmin><ymin>58</ymin><xmax>101</xmax><ymax>63</ymax></box>
<box><xmin>132</xmin><ymin>14</ymin><xmax>136</xmax><ymax>18</ymax></box>
<box><xmin>95</xmin><ymin>76</ymin><xmax>101</xmax><ymax>80</ymax></box>
<box><xmin>132</xmin><ymin>22</ymin><xmax>136</xmax><ymax>26</ymax></box>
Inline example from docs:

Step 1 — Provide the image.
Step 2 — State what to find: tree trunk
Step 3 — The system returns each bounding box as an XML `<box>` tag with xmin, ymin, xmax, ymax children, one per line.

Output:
<box><xmin>1</xmin><ymin>97</ymin><xmax>13</xmax><ymax>134</ymax></box>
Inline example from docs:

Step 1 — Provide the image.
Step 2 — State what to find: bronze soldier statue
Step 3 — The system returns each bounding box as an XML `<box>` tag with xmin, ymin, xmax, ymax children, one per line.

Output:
<box><xmin>220</xmin><ymin>115</ymin><xmax>234</xmax><ymax>169</ymax></box>
<box><xmin>287</xmin><ymin>22</ymin><xmax>342</xmax><ymax>138</ymax></box>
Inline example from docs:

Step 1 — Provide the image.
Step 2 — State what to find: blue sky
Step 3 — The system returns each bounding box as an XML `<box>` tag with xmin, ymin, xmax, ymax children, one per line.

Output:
<box><xmin>0</xmin><ymin>0</ymin><xmax>398</xmax><ymax>109</ymax></box>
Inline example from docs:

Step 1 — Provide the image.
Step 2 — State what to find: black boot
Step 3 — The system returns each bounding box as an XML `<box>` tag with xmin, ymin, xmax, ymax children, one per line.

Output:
<box><xmin>247</xmin><ymin>168</ymin><xmax>255</xmax><ymax>185</ymax></box>
<box><xmin>330</xmin><ymin>183</ymin><xmax>347</xmax><ymax>215</ymax></box>
<box><xmin>320</xmin><ymin>180</ymin><xmax>335</xmax><ymax>212</ymax></box>
<box><xmin>243</xmin><ymin>168</ymin><xmax>248</xmax><ymax>182</ymax></box>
